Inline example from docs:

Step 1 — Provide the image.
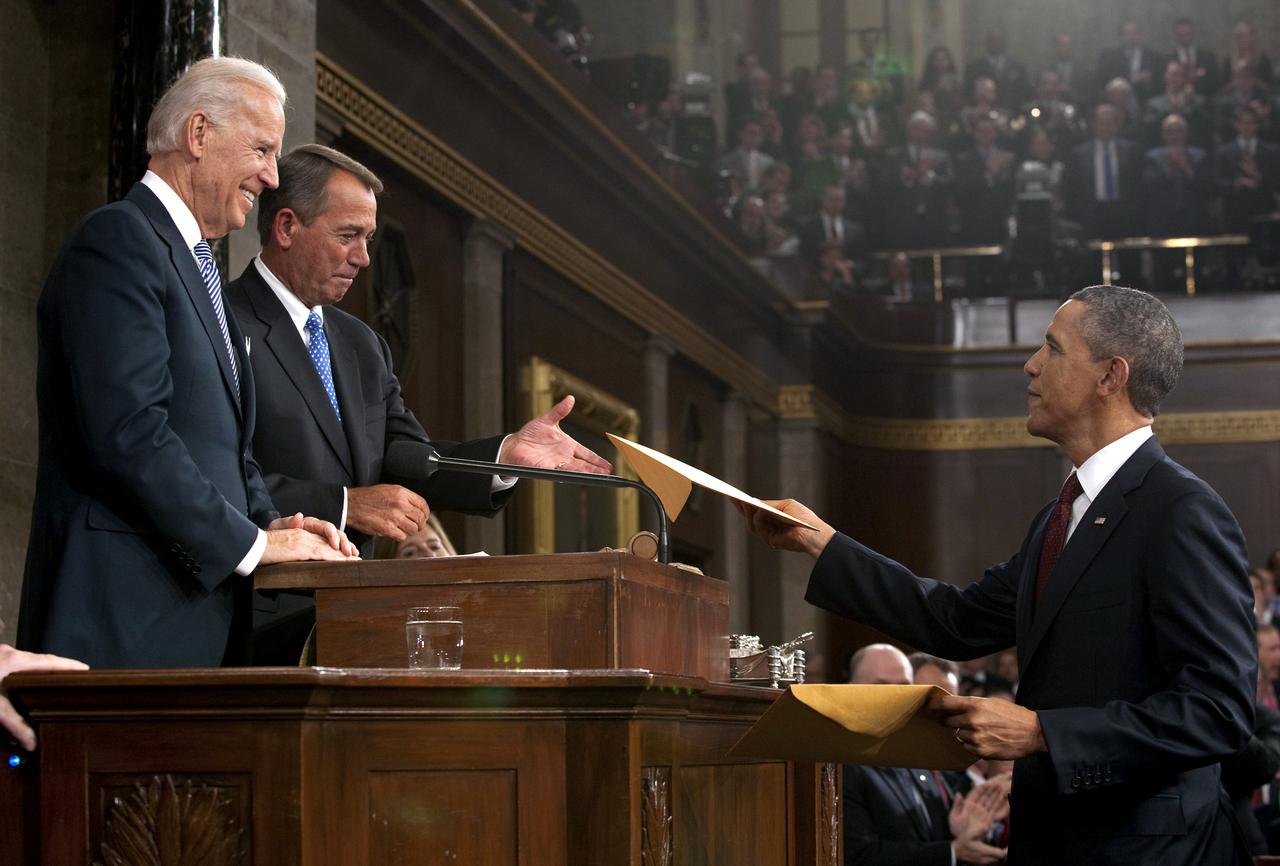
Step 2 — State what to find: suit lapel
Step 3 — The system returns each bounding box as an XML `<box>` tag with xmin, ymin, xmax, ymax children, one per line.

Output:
<box><xmin>327</xmin><ymin>318</ymin><xmax>371</xmax><ymax>485</ymax></box>
<box><xmin>878</xmin><ymin>768</ymin><xmax>932</xmax><ymax>839</ymax></box>
<box><xmin>128</xmin><ymin>184</ymin><xmax>242</xmax><ymax>421</ymax></box>
<box><xmin>241</xmin><ymin>265</ymin><xmax>355</xmax><ymax>479</ymax></box>
<box><xmin>1019</xmin><ymin>438</ymin><xmax>1164</xmax><ymax>674</ymax></box>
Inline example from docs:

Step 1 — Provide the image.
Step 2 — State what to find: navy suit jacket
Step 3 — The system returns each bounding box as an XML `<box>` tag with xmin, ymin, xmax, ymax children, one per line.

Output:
<box><xmin>18</xmin><ymin>183</ymin><xmax>277</xmax><ymax>668</ymax></box>
<box><xmin>808</xmin><ymin>437</ymin><xmax>1255</xmax><ymax>865</ymax></box>
<box><xmin>225</xmin><ymin>262</ymin><xmax>509</xmax><ymax>560</ymax></box>
<box><xmin>844</xmin><ymin>765</ymin><xmax>952</xmax><ymax>866</ymax></box>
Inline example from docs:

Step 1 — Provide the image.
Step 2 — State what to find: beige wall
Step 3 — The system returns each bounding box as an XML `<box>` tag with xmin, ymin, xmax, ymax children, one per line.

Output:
<box><xmin>0</xmin><ymin>0</ymin><xmax>114</xmax><ymax>643</ymax></box>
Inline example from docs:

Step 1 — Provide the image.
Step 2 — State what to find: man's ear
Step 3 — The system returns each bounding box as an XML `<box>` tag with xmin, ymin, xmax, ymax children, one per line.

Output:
<box><xmin>184</xmin><ymin>110</ymin><xmax>211</xmax><ymax>159</ymax></box>
<box><xmin>272</xmin><ymin>208</ymin><xmax>301</xmax><ymax>250</ymax></box>
<box><xmin>1099</xmin><ymin>355</ymin><xmax>1131</xmax><ymax>398</ymax></box>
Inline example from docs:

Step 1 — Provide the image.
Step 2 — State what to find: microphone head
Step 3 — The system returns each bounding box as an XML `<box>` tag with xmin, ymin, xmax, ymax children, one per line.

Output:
<box><xmin>382</xmin><ymin>440</ymin><xmax>441</xmax><ymax>482</ymax></box>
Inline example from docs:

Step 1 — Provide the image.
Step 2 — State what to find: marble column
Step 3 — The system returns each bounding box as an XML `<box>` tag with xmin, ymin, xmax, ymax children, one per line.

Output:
<box><xmin>719</xmin><ymin>391</ymin><xmax>751</xmax><ymax>632</ymax></box>
<box><xmin>225</xmin><ymin>0</ymin><xmax>318</xmax><ymax>276</ymax></box>
<box><xmin>642</xmin><ymin>336</ymin><xmax>677</xmax><ymax>454</ymax></box>
<box><xmin>462</xmin><ymin>220</ymin><xmax>515</xmax><ymax>555</ymax></box>
<box><xmin>747</xmin><ymin>386</ymin><xmax>829</xmax><ymax>667</ymax></box>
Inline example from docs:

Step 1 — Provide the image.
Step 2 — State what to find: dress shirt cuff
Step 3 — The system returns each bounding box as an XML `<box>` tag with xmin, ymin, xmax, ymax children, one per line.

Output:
<box><xmin>234</xmin><ymin>529</ymin><xmax>269</xmax><ymax>577</ymax></box>
<box><xmin>339</xmin><ymin>487</ymin><xmax>348</xmax><ymax>531</ymax></box>
<box><xmin>492</xmin><ymin>434</ymin><xmax>518</xmax><ymax>491</ymax></box>
<box><xmin>948</xmin><ymin>844</ymin><xmax>957</xmax><ymax>866</ymax></box>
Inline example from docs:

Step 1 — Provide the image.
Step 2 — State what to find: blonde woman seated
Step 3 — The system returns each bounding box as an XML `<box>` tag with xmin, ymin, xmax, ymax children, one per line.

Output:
<box><xmin>396</xmin><ymin>514</ymin><xmax>458</xmax><ymax>559</ymax></box>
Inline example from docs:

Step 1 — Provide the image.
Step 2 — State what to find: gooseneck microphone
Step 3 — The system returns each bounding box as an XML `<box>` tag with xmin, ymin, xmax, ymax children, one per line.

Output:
<box><xmin>383</xmin><ymin>440</ymin><xmax>672</xmax><ymax>564</ymax></box>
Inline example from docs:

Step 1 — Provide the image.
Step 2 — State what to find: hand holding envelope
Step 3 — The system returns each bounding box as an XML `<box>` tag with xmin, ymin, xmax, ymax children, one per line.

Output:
<box><xmin>729</xmin><ymin>684</ymin><xmax>977</xmax><ymax>770</ymax></box>
<box><xmin>607</xmin><ymin>434</ymin><xmax>837</xmax><ymax>556</ymax></box>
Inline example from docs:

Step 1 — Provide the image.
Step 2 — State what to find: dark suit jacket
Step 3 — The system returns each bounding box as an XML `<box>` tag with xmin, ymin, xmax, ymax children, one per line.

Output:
<box><xmin>964</xmin><ymin>55</ymin><xmax>1033</xmax><ymax>107</ymax></box>
<box><xmin>1066</xmin><ymin>138</ymin><xmax>1142</xmax><ymax>238</ymax></box>
<box><xmin>954</xmin><ymin>147</ymin><xmax>1016</xmax><ymax>244</ymax></box>
<box><xmin>1095</xmin><ymin>46</ymin><xmax>1164</xmax><ymax>100</ymax></box>
<box><xmin>1142</xmin><ymin>146</ymin><xmax>1212</xmax><ymax>236</ymax></box>
<box><xmin>226</xmin><ymin>262</ymin><xmax>510</xmax><ymax>562</ymax></box>
<box><xmin>18</xmin><ymin>183</ymin><xmax>277</xmax><ymax>668</ymax></box>
<box><xmin>807</xmin><ymin>437</ymin><xmax>1255</xmax><ymax>865</ymax></box>
<box><xmin>844</xmin><ymin>765</ymin><xmax>952</xmax><ymax>866</ymax></box>
<box><xmin>1215</xmin><ymin>140</ymin><xmax>1280</xmax><ymax>232</ymax></box>
<box><xmin>798</xmin><ymin>212</ymin><xmax>868</xmax><ymax>265</ymax></box>
<box><xmin>880</xmin><ymin>146</ymin><xmax>954</xmax><ymax>249</ymax></box>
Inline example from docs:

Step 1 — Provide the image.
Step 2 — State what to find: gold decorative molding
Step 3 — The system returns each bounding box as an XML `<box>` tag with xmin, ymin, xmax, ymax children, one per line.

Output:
<box><xmin>816</xmin><ymin>408</ymin><xmax>1280</xmax><ymax>451</ymax></box>
<box><xmin>778</xmin><ymin>385</ymin><xmax>817</xmax><ymax>419</ymax></box>
<box><xmin>520</xmin><ymin>356</ymin><xmax>640</xmax><ymax>553</ymax></box>
<box><xmin>316</xmin><ymin>54</ymin><xmax>778</xmax><ymax>412</ymax></box>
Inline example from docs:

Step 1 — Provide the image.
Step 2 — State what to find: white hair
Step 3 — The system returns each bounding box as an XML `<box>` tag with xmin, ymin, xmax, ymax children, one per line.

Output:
<box><xmin>145</xmin><ymin>56</ymin><xmax>287</xmax><ymax>156</ymax></box>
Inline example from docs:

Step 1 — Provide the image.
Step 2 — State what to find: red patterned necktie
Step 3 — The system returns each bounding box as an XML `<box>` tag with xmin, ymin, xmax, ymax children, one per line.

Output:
<box><xmin>1035</xmin><ymin>473</ymin><xmax>1083</xmax><ymax>602</ymax></box>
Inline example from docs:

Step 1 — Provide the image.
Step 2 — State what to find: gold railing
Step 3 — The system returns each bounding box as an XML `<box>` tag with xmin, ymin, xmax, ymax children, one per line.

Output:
<box><xmin>872</xmin><ymin>245</ymin><xmax>1004</xmax><ymax>302</ymax></box>
<box><xmin>1086</xmin><ymin>234</ymin><xmax>1251</xmax><ymax>296</ymax></box>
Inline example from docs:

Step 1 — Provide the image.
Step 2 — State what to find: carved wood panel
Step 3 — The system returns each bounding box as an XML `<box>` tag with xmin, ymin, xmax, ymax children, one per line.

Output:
<box><xmin>820</xmin><ymin>763</ymin><xmax>839</xmax><ymax>866</ymax></box>
<box><xmin>640</xmin><ymin>766</ymin><xmax>672</xmax><ymax>866</ymax></box>
<box><xmin>92</xmin><ymin>774</ymin><xmax>246</xmax><ymax>866</ymax></box>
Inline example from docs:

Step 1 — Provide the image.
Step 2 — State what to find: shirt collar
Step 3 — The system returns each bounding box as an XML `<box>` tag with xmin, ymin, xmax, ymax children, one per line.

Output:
<box><xmin>253</xmin><ymin>256</ymin><xmax>323</xmax><ymax>343</ymax></box>
<box><xmin>1073</xmin><ymin>425</ymin><xmax>1153</xmax><ymax>502</ymax></box>
<box><xmin>141</xmin><ymin>170</ymin><xmax>202</xmax><ymax>252</ymax></box>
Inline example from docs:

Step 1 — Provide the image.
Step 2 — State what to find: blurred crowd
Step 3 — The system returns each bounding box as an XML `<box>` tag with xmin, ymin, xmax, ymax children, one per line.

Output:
<box><xmin>635</xmin><ymin>18</ymin><xmax>1280</xmax><ymax>298</ymax></box>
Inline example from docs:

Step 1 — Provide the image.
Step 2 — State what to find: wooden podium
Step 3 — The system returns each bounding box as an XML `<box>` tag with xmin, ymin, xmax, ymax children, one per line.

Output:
<box><xmin>4</xmin><ymin>554</ymin><xmax>840</xmax><ymax>866</ymax></box>
<box><xmin>255</xmin><ymin>552</ymin><xmax>730</xmax><ymax>678</ymax></box>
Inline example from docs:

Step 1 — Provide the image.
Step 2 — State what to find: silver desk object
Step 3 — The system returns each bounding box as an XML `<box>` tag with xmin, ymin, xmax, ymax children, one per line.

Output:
<box><xmin>728</xmin><ymin>631</ymin><xmax>814</xmax><ymax>688</ymax></box>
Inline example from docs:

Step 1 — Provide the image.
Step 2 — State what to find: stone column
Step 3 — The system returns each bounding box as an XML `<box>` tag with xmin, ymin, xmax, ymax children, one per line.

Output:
<box><xmin>642</xmin><ymin>336</ymin><xmax>677</xmax><ymax>453</ymax></box>
<box><xmin>754</xmin><ymin>386</ymin><xmax>829</xmax><ymax>660</ymax></box>
<box><xmin>225</xmin><ymin>0</ymin><xmax>318</xmax><ymax>276</ymax></box>
<box><xmin>462</xmin><ymin>220</ymin><xmax>514</xmax><ymax>554</ymax></box>
<box><xmin>720</xmin><ymin>391</ymin><xmax>751</xmax><ymax>632</ymax></box>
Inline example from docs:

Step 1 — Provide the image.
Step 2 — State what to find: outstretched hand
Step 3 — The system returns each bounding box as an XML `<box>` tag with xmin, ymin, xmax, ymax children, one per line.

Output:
<box><xmin>736</xmin><ymin>498</ymin><xmax>837</xmax><ymax>559</ymax></box>
<box><xmin>499</xmin><ymin>395</ymin><xmax>613</xmax><ymax>474</ymax></box>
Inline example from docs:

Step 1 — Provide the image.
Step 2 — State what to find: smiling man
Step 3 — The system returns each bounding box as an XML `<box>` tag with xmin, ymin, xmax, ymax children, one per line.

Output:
<box><xmin>740</xmin><ymin>285</ymin><xmax>1256</xmax><ymax>864</ymax></box>
<box><xmin>226</xmin><ymin>144</ymin><xmax>610</xmax><ymax>662</ymax></box>
<box><xmin>18</xmin><ymin>58</ymin><xmax>357</xmax><ymax>671</ymax></box>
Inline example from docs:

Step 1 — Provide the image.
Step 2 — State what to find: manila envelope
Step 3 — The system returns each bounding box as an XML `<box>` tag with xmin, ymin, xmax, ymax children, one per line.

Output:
<box><xmin>728</xmin><ymin>684</ymin><xmax>976</xmax><ymax>770</ymax></box>
<box><xmin>607</xmin><ymin>432</ymin><xmax>817</xmax><ymax>529</ymax></box>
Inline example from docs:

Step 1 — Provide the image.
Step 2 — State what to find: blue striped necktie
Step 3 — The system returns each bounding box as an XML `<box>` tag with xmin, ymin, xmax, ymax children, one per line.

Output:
<box><xmin>192</xmin><ymin>240</ymin><xmax>240</xmax><ymax>399</ymax></box>
<box><xmin>305</xmin><ymin>310</ymin><xmax>342</xmax><ymax>422</ymax></box>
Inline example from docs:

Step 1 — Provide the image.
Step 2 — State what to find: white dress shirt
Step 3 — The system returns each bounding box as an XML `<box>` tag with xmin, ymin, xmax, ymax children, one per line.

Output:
<box><xmin>1065</xmin><ymin>425</ymin><xmax>1153</xmax><ymax>542</ymax></box>
<box><xmin>140</xmin><ymin>171</ymin><xmax>268</xmax><ymax>575</ymax></box>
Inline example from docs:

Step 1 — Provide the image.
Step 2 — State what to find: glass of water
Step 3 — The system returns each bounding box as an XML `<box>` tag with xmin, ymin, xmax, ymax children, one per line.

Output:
<box><xmin>405</xmin><ymin>606</ymin><xmax>463</xmax><ymax>670</ymax></box>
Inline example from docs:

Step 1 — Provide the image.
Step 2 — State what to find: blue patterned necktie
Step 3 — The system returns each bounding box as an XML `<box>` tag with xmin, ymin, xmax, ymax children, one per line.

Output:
<box><xmin>192</xmin><ymin>240</ymin><xmax>240</xmax><ymax>398</ymax></box>
<box><xmin>305</xmin><ymin>310</ymin><xmax>341</xmax><ymax>422</ymax></box>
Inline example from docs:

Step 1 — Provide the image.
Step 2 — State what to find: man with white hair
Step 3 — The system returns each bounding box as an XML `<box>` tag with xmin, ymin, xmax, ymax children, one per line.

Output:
<box><xmin>18</xmin><ymin>56</ymin><xmax>356</xmax><ymax>670</ymax></box>
<box><xmin>885</xmin><ymin>111</ymin><xmax>953</xmax><ymax>249</ymax></box>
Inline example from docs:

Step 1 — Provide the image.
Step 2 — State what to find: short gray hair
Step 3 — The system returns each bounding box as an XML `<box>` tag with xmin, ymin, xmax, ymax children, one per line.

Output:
<box><xmin>1069</xmin><ymin>285</ymin><xmax>1184</xmax><ymax>417</ymax></box>
<box><xmin>257</xmin><ymin>144</ymin><xmax>383</xmax><ymax>244</ymax></box>
<box><xmin>146</xmin><ymin>56</ymin><xmax>287</xmax><ymax>156</ymax></box>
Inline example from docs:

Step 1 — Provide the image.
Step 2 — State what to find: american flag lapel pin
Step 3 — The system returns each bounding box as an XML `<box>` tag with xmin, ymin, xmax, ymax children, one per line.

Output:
<box><xmin>1093</xmin><ymin>517</ymin><xmax>1106</xmax><ymax>525</ymax></box>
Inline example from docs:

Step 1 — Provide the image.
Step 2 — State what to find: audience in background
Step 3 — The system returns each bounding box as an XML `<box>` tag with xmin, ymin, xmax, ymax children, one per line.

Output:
<box><xmin>525</xmin><ymin>4</ymin><xmax>1280</xmax><ymax>296</ymax></box>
